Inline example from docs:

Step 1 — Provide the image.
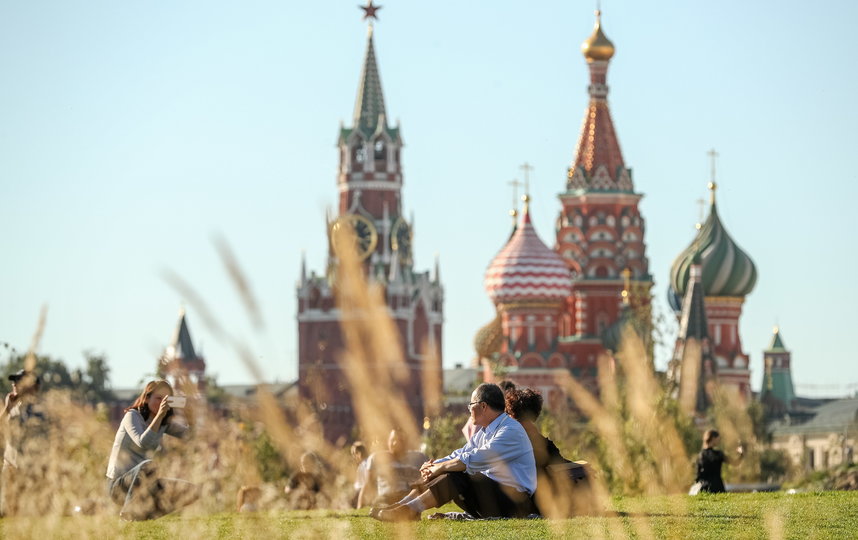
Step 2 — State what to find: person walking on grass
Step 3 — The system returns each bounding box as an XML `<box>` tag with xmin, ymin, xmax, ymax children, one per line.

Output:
<box><xmin>372</xmin><ymin>383</ymin><xmax>536</xmax><ymax>522</ymax></box>
<box><xmin>106</xmin><ymin>379</ymin><xmax>199</xmax><ymax>520</ymax></box>
<box><xmin>693</xmin><ymin>429</ymin><xmax>744</xmax><ymax>494</ymax></box>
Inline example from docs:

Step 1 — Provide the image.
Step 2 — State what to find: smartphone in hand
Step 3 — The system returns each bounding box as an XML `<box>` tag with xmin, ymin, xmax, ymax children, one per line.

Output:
<box><xmin>166</xmin><ymin>395</ymin><xmax>187</xmax><ymax>408</ymax></box>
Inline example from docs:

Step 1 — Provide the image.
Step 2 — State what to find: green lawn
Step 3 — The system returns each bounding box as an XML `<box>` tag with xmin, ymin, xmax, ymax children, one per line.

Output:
<box><xmin>2</xmin><ymin>491</ymin><xmax>857</xmax><ymax>539</ymax></box>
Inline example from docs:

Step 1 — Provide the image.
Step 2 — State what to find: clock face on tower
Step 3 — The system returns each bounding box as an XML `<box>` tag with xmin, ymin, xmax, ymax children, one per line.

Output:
<box><xmin>390</xmin><ymin>217</ymin><xmax>412</xmax><ymax>266</ymax></box>
<box><xmin>330</xmin><ymin>214</ymin><xmax>378</xmax><ymax>261</ymax></box>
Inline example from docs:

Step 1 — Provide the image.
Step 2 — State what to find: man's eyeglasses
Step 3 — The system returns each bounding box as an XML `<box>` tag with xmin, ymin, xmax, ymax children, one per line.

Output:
<box><xmin>468</xmin><ymin>401</ymin><xmax>483</xmax><ymax>411</ymax></box>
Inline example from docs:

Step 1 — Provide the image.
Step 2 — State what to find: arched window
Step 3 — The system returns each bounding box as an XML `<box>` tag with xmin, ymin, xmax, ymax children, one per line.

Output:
<box><xmin>374</xmin><ymin>139</ymin><xmax>385</xmax><ymax>161</ymax></box>
<box><xmin>353</xmin><ymin>145</ymin><xmax>366</xmax><ymax>164</ymax></box>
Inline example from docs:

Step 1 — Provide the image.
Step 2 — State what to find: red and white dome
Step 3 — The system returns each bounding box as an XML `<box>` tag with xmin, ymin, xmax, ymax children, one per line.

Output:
<box><xmin>485</xmin><ymin>202</ymin><xmax>573</xmax><ymax>304</ymax></box>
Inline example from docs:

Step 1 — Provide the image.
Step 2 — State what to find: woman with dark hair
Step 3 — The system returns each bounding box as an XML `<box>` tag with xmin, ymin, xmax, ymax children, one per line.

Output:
<box><xmin>105</xmin><ymin>380</ymin><xmax>198</xmax><ymax>520</ymax></box>
<box><xmin>692</xmin><ymin>429</ymin><xmax>743</xmax><ymax>494</ymax></box>
<box><xmin>506</xmin><ymin>388</ymin><xmax>592</xmax><ymax>517</ymax></box>
<box><xmin>505</xmin><ymin>388</ymin><xmax>566</xmax><ymax>470</ymax></box>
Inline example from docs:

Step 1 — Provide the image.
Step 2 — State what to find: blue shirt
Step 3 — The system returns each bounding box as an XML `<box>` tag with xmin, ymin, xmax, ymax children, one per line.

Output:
<box><xmin>436</xmin><ymin>412</ymin><xmax>536</xmax><ymax>495</ymax></box>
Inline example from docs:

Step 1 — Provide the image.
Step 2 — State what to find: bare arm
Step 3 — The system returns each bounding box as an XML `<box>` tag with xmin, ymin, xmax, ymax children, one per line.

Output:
<box><xmin>358</xmin><ymin>463</ymin><xmax>377</xmax><ymax>507</ymax></box>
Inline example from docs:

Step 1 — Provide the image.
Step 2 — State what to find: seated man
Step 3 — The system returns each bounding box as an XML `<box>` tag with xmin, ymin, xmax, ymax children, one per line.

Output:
<box><xmin>359</xmin><ymin>428</ymin><xmax>427</xmax><ymax>507</ymax></box>
<box><xmin>374</xmin><ymin>383</ymin><xmax>536</xmax><ymax>521</ymax></box>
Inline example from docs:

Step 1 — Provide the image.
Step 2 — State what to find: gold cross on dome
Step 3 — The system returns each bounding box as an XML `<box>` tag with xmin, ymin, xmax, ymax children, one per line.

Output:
<box><xmin>507</xmin><ymin>178</ymin><xmax>523</xmax><ymax>213</ymax></box>
<box><xmin>519</xmin><ymin>162</ymin><xmax>534</xmax><ymax>196</ymax></box>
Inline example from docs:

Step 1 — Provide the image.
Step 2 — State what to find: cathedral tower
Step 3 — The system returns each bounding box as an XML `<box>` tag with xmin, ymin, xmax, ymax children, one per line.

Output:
<box><xmin>555</xmin><ymin>11</ymin><xmax>653</xmax><ymax>374</ymax></box>
<box><xmin>297</xmin><ymin>6</ymin><xmax>443</xmax><ymax>442</ymax></box>
<box><xmin>669</xmin><ymin>182</ymin><xmax>757</xmax><ymax>401</ymax></box>
<box><xmin>760</xmin><ymin>327</ymin><xmax>796</xmax><ymax>418</ymax></box>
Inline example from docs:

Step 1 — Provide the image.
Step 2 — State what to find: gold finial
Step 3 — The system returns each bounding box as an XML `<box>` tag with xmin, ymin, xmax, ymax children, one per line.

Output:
<box><xmin>581</xmin><ymin>9</ymin><xmax>615</xmax><ymax>62</ymax></box>
<box><xmin>507</xmin><ymin>178</ymin><xmax>523</xmax><ymax>216</ymax></box>
<box><xmin>773</xmin><ymin>325</ymin><xmax>780</xmax><ymax>334</ymax></box>
<box><xmin>707</xmin><ymin>148</ymin><xmax>719</xmax><ymax>205</ymax></box>
<box><xmin>695</xmin><ymin>197</ymin><xmax>705</xmax><ymax>230</ymax></box>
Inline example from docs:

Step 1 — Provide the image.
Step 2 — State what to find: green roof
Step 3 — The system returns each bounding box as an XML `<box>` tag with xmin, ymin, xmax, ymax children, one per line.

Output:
<box><xmin>670</xmin><ymin>201</ymin><xmax>758</xmax><ymax>298</ymax></box>
<box><xmin>352</xmin><ymin>28</ymin><xmax>389</xmax><ymax>139</ymax></box>
<box><xmin>766</xmin><ymin>328</ymin><xmax>787</xmax><ymax>352</ymax></box>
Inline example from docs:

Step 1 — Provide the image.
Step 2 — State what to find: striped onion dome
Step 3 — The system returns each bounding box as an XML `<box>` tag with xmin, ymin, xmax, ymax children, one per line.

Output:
<box><xmin>670</xmin><ymin>187</ymin><xmax>757</xmax><ymax>298</ymax></box>
<box><xmin>484</xmin><ymin>199</ymin><xmax>573</xmax><ymax>304</ymax></box>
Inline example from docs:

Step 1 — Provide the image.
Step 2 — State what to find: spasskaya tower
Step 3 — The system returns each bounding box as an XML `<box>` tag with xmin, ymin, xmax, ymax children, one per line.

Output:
<box><xmin>296</xmin><ymin>3</ymin><xmax>444</xmax><ymax>443</ymax></box>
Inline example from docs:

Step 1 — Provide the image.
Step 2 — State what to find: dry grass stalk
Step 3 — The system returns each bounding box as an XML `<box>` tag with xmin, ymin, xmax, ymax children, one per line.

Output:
<box><xmin>331</xmin><ymin>222</ymin><xmax>421</xmax><ymax>454</ymax></box>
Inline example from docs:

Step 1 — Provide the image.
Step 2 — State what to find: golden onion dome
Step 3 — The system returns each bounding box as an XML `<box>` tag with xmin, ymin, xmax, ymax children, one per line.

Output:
<box><xmin>581</xmin><ymin>11</ymin><xmax>615</xmax><ymax>62</ymax></box>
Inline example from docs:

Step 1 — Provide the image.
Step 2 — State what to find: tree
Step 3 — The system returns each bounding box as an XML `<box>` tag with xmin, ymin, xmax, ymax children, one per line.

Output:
<box><xmin>75</xmin><ymin>350</ymin><xmax>116</xmax><ymax>403</ymax></box>
<box><xmin>0</xmin><ymin>353</ymin><xmax>74</xmax><ymax>395</ymax></box>
<box><xmin>0</xmin><ymin>351</ymin><xmax>115</xmax><ymax>403</ymax></box>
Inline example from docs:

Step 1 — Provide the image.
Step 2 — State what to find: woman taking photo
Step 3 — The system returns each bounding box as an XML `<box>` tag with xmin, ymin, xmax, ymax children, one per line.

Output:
<box><xmin>105</xmin><ymin>379</ymin><xmax>198</xmax><ymax>520</ymax></box>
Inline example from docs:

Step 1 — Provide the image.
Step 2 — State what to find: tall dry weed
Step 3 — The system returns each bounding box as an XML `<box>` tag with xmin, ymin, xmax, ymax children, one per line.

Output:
<box><xmin>0</xmin><ymin>228</ymin><xmax>767</xmax><ymax>539</ymax></box>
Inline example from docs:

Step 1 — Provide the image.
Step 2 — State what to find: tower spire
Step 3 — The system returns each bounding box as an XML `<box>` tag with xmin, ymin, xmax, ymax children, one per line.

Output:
<box><xmin>569</xmin><ymin>9</ymin><xmax>627</xmax><ymax>190</ymax></box>
<box><xmin>354</xmin><ymin>2</ymin><xmax>387</xmax><ymax>137</ymax></box>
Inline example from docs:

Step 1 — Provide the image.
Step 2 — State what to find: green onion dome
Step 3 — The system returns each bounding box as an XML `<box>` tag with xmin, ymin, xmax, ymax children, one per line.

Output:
<box><xmin>670</xmin><ymin>184</ymin><xmax>757</xmax><ymax>298</ymax></box>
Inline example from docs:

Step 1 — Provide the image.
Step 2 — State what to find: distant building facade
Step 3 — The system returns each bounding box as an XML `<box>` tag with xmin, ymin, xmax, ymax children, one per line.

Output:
<box><xmin>770</xmin><ymin>398</ymin><xmax>858</xmax><ymax>471</ymax></box>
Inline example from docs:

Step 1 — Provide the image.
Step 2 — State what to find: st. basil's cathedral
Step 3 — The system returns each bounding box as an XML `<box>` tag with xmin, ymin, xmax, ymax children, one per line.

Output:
<box><xmin>297</xmin><ymin>5</ymin><xmax>764</xmax><ymax>440</ymax></box>
<box><xmin>474</xmin><ymin>12</ymin><xmax>759</xmax><ymax>410</ymax></box>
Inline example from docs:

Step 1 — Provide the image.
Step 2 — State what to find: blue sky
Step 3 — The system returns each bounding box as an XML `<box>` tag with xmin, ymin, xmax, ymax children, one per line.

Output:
<box><xmin>1</xmin><ymin>1</ymin><xmax>856</xmax><ymax>395</ymax></box>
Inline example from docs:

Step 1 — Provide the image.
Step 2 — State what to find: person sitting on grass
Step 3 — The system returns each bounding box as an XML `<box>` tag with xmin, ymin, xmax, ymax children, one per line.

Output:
<box><xmin>506</xmin><ymin>387</ymin><xmax>594</xmax><ymax>517</ymax></box>
<box><xmin>371</xmin><ymin>383</ymin><xmax>536</xmax><ymax>522</ymax></box>
<box><xmin>106</xmin><ymin>379</ymin><xmax>199</xmax><ymax>521</ymax></box>
<box><xmin>285</xmin><ymin>451</ymin><xmax>325</xmax><ymax>509</ymax></box>
<box><xmin>358</xmin><ymin>428</ymin><xmax>427</xmax><ymax>508</ymax></box>
<box><xmin>461</xmin><ymin>380</ymin><xmax>515</xmax><ymax>442</ymax></box>
<box><xmin>693</xmin><ymin>429</ymin><xmax>744</xmax><ymax>494</ymax></box>
<box><xmin>351</xmin><ymin>441</ymin><xmax>369</xmax><ymax>508</ymax></box>
<box><xmin>237</xmin><ymin>485</ymin><xmax>262</xmax><ymax>512</ymax></box>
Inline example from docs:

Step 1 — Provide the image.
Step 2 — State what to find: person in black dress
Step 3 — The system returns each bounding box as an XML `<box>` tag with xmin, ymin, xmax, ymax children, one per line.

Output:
<box><xmin>694</xmin><ymin>429</ymin><xmax>743</xmax><ymax>493</ymax></box>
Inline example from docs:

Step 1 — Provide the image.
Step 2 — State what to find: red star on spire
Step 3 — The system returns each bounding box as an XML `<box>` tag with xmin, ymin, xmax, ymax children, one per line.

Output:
<box><xmin>359</xmin><ymin>0</ymin><xmax>381</xmax><ymax>21</ymax></box>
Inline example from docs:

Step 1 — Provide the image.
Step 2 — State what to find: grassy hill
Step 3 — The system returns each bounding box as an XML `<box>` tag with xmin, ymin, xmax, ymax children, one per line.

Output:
<box><xmin>2</xmin><ymin>491</ymin><xmax>856</xmax><ymax>539</ymax></box>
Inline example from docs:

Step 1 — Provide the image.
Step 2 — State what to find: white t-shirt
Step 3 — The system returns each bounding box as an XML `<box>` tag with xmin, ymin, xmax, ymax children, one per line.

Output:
<box><xmin>366</xmin><ymin>450</ymin><xmax>427</xmax><ymax>497</ymax></box>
